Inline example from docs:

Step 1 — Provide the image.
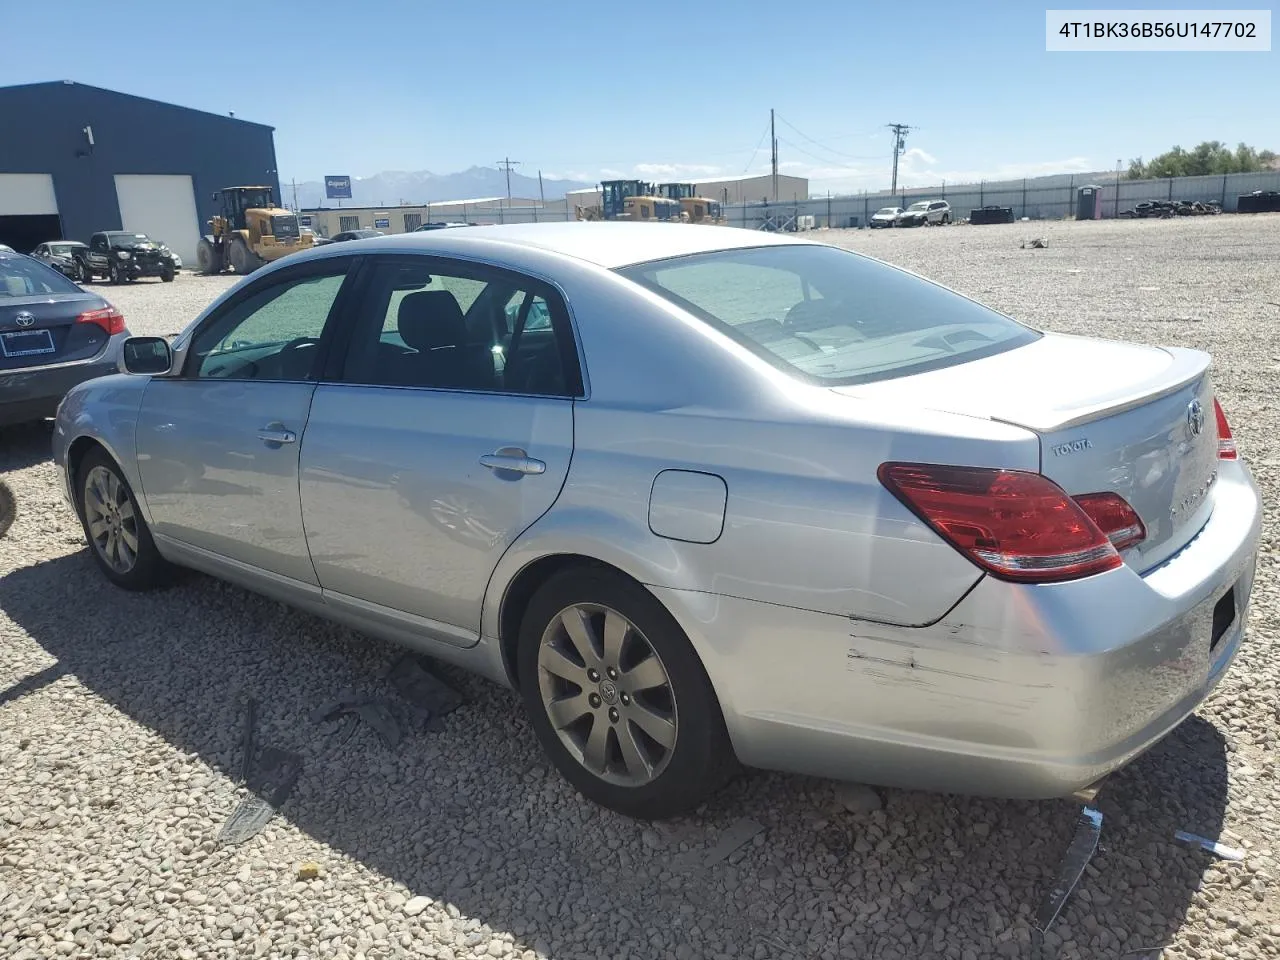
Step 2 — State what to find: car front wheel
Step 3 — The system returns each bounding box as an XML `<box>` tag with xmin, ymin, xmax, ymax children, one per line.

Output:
<box><xmin>518</xmin><ymin>566</ymin><xmax>736</xmax><ymax>820</ymax></box>
<box><xmin>108</xmin><ymin>261</ymin><xmax>121</xmax><ymax>284</ymax></box>
<box><xmin>76</xmin><ymin>449</ymin><xmax>171</xmax><ymax>591</ymax></box>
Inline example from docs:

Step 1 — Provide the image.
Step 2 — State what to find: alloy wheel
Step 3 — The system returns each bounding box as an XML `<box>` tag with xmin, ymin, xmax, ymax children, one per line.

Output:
<box><xmin>83</xmin><ymin>465</ymin><xmax>139</xmax><ymax>574</ymax></box>
<box><xmin>537</xmin><ymin>602</ymin><xmax>678</xmax><ymax>787</ymax></box>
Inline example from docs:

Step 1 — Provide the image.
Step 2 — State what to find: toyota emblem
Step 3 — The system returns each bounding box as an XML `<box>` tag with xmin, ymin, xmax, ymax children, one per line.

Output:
<box><xmin>1186</xmin><ymin>398</ymin><xmax>1205</xmax><ymax>438</ymax></box>
<box><xmin>14</xmin><ymin>311</ymin><xmax>35</xmax><ymax>328</ymax></box>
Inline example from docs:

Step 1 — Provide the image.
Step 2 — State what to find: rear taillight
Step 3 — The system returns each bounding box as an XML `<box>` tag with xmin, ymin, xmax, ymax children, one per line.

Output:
<box><xmin>1073</xmin><ymin>492</ymin><xmax>1146</xmax><ymax>551</ymax></box>
<box><xmin>878</xmin><ymin>462</ymin><xmax>1133</xmax><ymax>583</ymax></box>
<box><xmin>1214</xmin><ymin>398</ymin><xmax>1237</xmax><ymax>460</ymax></box>
<box><xmin>76</xmin><ymin>306</ymin><xmax>125</xmax><ymax>336</ymax></box>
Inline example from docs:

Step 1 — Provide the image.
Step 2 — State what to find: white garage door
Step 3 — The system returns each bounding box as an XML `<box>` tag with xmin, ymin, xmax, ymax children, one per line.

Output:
<box><xmin>0</xmin><ymin>174</ymin><xmax>58</xmax><ymax>215</ymax></box>
<box><xmin>114</xmin><ymin>175</ymin><xmax>201</xmax><ymax>264</ymax></box>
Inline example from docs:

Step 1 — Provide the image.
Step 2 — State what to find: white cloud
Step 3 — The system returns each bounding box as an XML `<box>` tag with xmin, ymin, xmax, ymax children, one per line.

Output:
<box><xmin>633</xmin><ymin>162</ymin><xmax>723</xmax><ymax>178</ymax></box>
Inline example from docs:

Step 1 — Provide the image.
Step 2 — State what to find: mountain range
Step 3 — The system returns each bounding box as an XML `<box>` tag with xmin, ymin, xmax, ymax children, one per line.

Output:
<box><xmin>281</xmin><ymin>166</ymin><xmax>595</xmax><ymax>209</ymax></box>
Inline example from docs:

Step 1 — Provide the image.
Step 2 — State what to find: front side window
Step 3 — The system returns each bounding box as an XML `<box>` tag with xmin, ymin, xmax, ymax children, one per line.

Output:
<box><xmin>188</xmin><ymin>266</ymin><xmax>350</xmax><ymax>380</ymax></box>
<box><xmin>618</xmin><ymin>245</ymin><xmax>1040</xmax><ymax>386</ymax></box>
<box><xmin>339</xmin><ymin>257</ymin><xmax>579</xmax><ymax>397</ymax></box>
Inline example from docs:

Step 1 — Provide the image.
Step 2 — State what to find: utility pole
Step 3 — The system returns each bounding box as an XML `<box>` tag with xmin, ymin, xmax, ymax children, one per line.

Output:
<box><xmin>770</xmin><ymin>108</ymin><xmax>778</xmax><ymax>203</ymax></box>
<box><xmin>496</xmin><ymin>157</ymin><xmax>521</xmax><ymax>206</ymax></box>
<box><xmin>291</xmin><ymin>179</ymin><xmax>298</xmax><ymax>212</ymax></box>
<box><xmin>887</xmin><ymin>123</ymin><xmax>911</xmax><ymax>196</ymax></box>
<box><xmin>1115</xmin><ymin>158</ymin><xmax>1122</xmax><ymax>218</ymax></box>
<box><xmin>538</xmin><ymin>170</ymin><xmax>545</xmax><ymax>205</ymax></box>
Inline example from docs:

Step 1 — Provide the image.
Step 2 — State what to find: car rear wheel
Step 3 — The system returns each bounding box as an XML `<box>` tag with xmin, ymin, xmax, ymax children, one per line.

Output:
<box><xmin>517</xmin><ymin>566</ymin><xmax>736</xmax><ymax>820</ymax></box>
<box><xmin>76</xmin><ymin>449</ymin><xmax>170</xmax><ymax>591</ymax></box>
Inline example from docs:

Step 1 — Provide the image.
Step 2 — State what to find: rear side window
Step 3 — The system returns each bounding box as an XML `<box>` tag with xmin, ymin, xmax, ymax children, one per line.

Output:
<box><xmin>0</xmin><ymin>256</ymin><xmax>81</xmax><ymax>296</ymax></box>
<box><xmin>618</xmin><ymin>245</ymin><xmax>1040</xmax><ymax>386</ymax></box>
<box><xmin>337</xmin><ymin>256</ymin><xmax>582</xmax><ymax>397</ymax></box>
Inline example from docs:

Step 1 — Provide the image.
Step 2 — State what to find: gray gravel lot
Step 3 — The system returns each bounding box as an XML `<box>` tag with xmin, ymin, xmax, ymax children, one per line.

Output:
<box><xmin>2</xmin><ymin>217</ymin><xmax>1278</xmax><ymax>960</ymax></box>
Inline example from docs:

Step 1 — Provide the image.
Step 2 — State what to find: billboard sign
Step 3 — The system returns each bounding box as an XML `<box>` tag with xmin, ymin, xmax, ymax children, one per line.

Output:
<box><xmin>324</xmin><ymin>176</ymin><xmax>353</xmax><ymax>200</ymax></box>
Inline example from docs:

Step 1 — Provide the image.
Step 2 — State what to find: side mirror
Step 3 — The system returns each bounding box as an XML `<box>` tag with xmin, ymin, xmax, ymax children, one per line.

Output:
<box><xmin>121</xmin><ymin>336</ymin><xmax>174</xmax><ymax>375</ymax></box>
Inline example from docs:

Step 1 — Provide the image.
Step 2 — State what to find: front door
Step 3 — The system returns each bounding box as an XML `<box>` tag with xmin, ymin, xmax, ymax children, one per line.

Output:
<box><xmin>299</xmin><ymin>254</ymin><xmax>581</xmax><ymax>643</ymax></box>
<box><xmin>136</xmin><ymin>258</ymin><xmax>357</xmax><ymax>585</ymax></box>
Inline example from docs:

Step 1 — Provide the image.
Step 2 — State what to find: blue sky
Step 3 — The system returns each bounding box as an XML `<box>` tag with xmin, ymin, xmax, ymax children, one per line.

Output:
<box><xmin>2</xmin><ymin>1</ymin><xmax>1275</xmax><ymax>193</ymax></box>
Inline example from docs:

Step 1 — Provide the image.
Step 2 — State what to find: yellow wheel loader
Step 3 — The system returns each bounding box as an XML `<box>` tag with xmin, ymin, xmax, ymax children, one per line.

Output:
<box><xmin>196</xmin><ymin>186</ymin><xmax>313</xmax><ymax>275</ymax></box>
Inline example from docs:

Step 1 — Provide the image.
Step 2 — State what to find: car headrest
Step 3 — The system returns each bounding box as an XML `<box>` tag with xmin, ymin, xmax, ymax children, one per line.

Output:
<box><xmin>398</xmin><ymin>290</ymin><xmax>465</xmax><ymax>351</ymax></box>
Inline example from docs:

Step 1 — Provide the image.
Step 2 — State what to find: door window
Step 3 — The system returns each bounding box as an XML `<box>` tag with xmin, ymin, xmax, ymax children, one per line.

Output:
<box><xmin>338</xmin><ymin>256</ymin><xmax>581</xmax><ymax>397</ymax></box>
<box><xmin>187</xmin><ymin>265</ymin><xmax>351</xmax><ymax>381</ymax></box>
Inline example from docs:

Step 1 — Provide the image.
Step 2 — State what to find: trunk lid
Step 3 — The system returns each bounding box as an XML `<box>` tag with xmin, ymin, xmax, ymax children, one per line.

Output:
<box><xmin>836</xmin><ymin>332</ymin><xmax>1219</xmax><ymax>571</ymax></box>
<box><xmin>0</xmin><ymin>293</ymin><xmax>111</xmax><ymax>371</ymax></box>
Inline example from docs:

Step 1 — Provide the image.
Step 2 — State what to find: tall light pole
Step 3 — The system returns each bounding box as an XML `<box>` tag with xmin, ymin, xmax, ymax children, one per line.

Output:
<box><xmin>496</xmin><ymin>158</ymin><xmax>522</xmax><ymax>206</ymax></box>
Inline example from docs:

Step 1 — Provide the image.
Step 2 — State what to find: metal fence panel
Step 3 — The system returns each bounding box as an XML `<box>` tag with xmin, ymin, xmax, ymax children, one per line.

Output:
<box><xmin>727</xmin><ymin>170</ymin><xmax>1280</xmax><ymax>227</ymax></box>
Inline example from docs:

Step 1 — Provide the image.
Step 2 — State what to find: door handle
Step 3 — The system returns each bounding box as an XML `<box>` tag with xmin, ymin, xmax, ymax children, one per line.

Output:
<box><xmin>479</xmin><ymin>448</ymin><xmax>546</xmax><ymax>475</ymax></box>
<box><xmin>257</xmin><ymin>426</ymin><xmax>297</xmax><ymax>445</ymax></box>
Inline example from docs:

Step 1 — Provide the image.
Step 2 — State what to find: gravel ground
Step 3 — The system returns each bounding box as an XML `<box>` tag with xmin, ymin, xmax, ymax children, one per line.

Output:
<box><xmin>2</xmin><ymin>217</ymin><xmax>1278</xmax><ymax>960</ymax></box>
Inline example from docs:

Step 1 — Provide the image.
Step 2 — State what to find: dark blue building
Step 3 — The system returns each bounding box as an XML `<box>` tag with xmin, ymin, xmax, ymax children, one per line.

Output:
<box><xmin>0</xmin><ymin>81</ymin><xmax>279</xmax><ymax>262</ymax></box>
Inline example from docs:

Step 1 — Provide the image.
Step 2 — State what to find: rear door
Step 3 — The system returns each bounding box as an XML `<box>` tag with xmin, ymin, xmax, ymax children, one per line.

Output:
<box><xmin>298</xmin><ymin>254</ymin><xmax>580</xmax><ymax>643</ymax></box>
<box><xmin>135</xmin><ymin>256</ymin><xmax>359</xmax><ymax>584</ymax></box>
<box><xmin>0</xmin><ymin>255</ymin><xmax>105</xmax><ymax>370</ymax></box>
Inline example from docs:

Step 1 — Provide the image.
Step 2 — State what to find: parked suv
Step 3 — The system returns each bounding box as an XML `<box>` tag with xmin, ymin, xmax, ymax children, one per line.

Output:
<box><xmin>80</xmin><ymin>232</ymin><xmax>177</xmax><ymax>284</ymax></box>
<box><xmin>895</xmin><ymin>200</ymin><xmax>951</xmax><ymax>227</ymax></box>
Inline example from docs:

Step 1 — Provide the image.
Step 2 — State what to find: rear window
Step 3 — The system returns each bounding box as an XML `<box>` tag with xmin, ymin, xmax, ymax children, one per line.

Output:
<box><xmin>617</xmin><ymin>244</ymin><xmax>1040</xmax><ymax>386</ymax></box>
<box><xmin>0</xmin><ymin>256</ymin><xmax>81</xmax><ymax>297</ymax></box>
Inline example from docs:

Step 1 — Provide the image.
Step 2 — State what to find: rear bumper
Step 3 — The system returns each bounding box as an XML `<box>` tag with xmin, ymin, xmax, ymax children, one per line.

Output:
<box><xmin>654</xmin><ymin>460</ymin><xmax>1261</xmax><ymax>799</ymax></box>
<box><xmin>0</xmin><ymin>345</ymin><xmax>122</xmax><ymax>427</ymax></box>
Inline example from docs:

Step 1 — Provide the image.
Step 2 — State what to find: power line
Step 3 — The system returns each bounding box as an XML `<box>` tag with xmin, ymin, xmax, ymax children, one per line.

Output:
<box><xmin>742</xmin><ymin>118</ymin><xmax>772</xmax><ymax>173</ymax></box>
<box><xmin>887</xmin><ymin>123</ymin><xmax>911</xmax><ymax>195</ymax></box>
<box><xmin>775</xmin><ymin>114</ymin><xmax>886</xmax><ymax>162</ymax></box>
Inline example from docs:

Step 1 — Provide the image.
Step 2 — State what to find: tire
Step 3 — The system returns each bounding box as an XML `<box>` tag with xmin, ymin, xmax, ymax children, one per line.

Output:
<box><xmin>108</xmin><ymin>260</ymin><xmax>121</xmax><ymax>284</ymax></box>
<box><xmin>75</xmin><ymin>448</ymin><xmax>171</xmax><ymax>591</ymax></box>
<box><xmin>517</xmin><ymin>566</ymin><xmax>737</xmax><ymax>820</ymax></box>
<box><xmin>76</xmin><ymin>260</ymin><xmax>91</xmax><ymax>283</ymax></box>
<box><xmin>229</xmin><ymin>237</ymin><xmax>262</xmax><ymax>275</ymax></box>
<box><xmin>196</xmin><ymin>237</ymin><xmax>222</xmax><ymax>275</ymax></box>
<box><xmin>161</xmin><ymin>267</ymin><xmax>175</xmax><ymax>282</ymax></box>
<box><xmin>0</xmin><ymin>480</ymin><xmax>15</xmax><ymax>539</ymax></box>
<box><xmin>941</xmin><ymin>213</ymin><xmax>951</xmax><ymax>225</ymax></box>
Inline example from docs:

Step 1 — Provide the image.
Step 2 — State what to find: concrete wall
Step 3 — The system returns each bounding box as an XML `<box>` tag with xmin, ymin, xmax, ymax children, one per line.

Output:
<box><xmin>0</xmin><ymin>81</ymin><xmax>279</xmax><ymax>245</ymax></box>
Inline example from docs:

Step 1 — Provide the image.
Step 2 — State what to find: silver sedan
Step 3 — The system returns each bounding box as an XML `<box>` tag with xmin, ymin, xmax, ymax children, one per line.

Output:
<box><xmin>52</xmin><ymin>223</ymin><xmax>1261</xmax><ymax>819</ymax></box>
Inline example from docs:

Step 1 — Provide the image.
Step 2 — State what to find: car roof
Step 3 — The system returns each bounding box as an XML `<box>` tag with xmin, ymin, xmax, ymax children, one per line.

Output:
<box><xmin>353</xmin><ymin>221</ymin><xmax>813</xmax><ymax>269</ymax></box>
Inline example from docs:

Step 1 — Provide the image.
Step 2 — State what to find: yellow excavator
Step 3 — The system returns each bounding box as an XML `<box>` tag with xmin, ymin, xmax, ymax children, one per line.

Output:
<box><xmin>658</xmin><ymin>183</ymin><xmax>725</xmax><ymax>224</ymax></box>
<box><xmin>577</xmin><ymin>181</ymin><xmax>682</xmax><ymax>221</ymax></box>
<box><xmin>196</xmin><ymin>186</ymin><xmax>313</xmax><ymax>275</ymax></box>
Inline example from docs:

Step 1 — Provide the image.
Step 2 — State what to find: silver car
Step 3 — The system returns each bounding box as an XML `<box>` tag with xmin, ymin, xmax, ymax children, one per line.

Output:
<box><xmin>53</xmin><ymin>223</ymin><xmax>1261</xmax><ymax>820</ymax></box>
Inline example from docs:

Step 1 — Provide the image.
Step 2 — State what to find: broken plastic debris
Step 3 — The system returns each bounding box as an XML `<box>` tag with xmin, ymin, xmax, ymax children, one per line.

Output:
<box><xmin>240</xmin><ymin>698</ymin><xmax>258</xmax><ymax>785</ymax></box>
<box><xmin>1174</xmin><ymin>830</ymin><xmax>1245</xmax><ymax>860</ymax></box>
<box><xmin>218</xmin><ymin>746</ymin><xmax>304</xmax><ymax>845</ymax></box>
<box><xmin>1036</xmin><ymin>805</ymin><xmax>1103</xmax><ymax>933</ymax></box>
<box><xmin>310</xmin><ymin>695</ymin><xmax>403</xmax><ymax>749</ymax></box>
<box><xmin>387</xmin><ymin>654</ymin><xmax>466</xmax><ymax>728</ymax></box>
<box><xmin>296</xmin><ymin>861</ymin><xmax>322</xmax><ymax>880</ymax></box>
<box><xmin>1021</xmin><ymin>238</ymin><xmax>1048</xmax><ymax>249</ymax></box>
<box><xmin>219</xmin><ymin>796</ymin><xmax>276</xmax><ymax>846</ymax></box>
